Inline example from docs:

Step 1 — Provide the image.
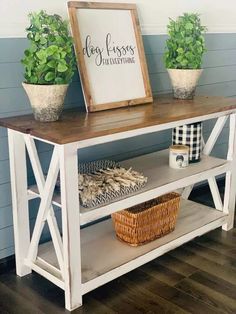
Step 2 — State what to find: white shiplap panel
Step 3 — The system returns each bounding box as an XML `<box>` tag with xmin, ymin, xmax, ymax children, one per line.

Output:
<box><xmin>1</xmin><ymin>0</ymin><xmax>236</xmax><ymax>38</ymax></box>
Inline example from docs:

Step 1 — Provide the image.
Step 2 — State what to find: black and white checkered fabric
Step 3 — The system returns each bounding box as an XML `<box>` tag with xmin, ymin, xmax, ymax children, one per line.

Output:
<box><xmin>172</xmin><ymin>122</ymin><xmax>202</xmax><ymax>162</ymax></box>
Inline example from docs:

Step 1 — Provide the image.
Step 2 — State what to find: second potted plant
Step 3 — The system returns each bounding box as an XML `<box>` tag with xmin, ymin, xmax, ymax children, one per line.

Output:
<box><xmin>164</xmin><ymin>13</ymin><xmax>207</xmax><ymax>99</ymax></box>
<box><xmin>21</xmin><ymin>11</ymin><xmax>76</xmax><ymax>122</ymax></box>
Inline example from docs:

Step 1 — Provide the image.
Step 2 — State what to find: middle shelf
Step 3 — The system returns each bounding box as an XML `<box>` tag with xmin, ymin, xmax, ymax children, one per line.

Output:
<box><xmin>28</xmin><ymin>149</ymin><xmax>230</xmax><ymax>226</ymax></box>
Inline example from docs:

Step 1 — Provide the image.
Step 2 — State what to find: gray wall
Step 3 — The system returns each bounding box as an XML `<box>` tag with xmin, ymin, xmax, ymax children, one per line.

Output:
<box><xmin>0</xmin><ymin>33</ymin><xmax>236</xmax><ymax>259</ymax></box>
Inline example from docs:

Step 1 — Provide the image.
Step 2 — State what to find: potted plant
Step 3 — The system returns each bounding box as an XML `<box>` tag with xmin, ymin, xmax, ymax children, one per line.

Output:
<box><xmin>21</xmin><ymin>11</ymin><xmax>76</xmax><ymax>122</ymax></box>
<box><xmin>164</xmin><ymin>13</ymin><xmax>207</xmax><ymax>99</ymax></box>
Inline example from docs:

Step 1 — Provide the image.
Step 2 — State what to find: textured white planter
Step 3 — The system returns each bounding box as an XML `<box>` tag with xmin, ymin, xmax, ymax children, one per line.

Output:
<box><xmin>22</xmin><ymin>83</ymin><xmax>69</xmax><ymax>122</ymax></box>
<box><xmin>167</xmin><ymin>69</ymin><xmax>203</xmax><ymax>100</ymax></box>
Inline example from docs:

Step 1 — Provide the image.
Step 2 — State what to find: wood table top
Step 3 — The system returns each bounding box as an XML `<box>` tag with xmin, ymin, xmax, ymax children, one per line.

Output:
<box><xmin>1</xmin><ymin>95</ymin><xmax>236</xmax><ymax>144</ymax></box>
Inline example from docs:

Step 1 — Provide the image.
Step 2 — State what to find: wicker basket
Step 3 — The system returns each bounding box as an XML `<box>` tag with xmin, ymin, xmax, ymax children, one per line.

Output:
<box><xmin>112</xmin><ymin>192</ymin><xmax>180</xmax><ymax>246</ymax></box>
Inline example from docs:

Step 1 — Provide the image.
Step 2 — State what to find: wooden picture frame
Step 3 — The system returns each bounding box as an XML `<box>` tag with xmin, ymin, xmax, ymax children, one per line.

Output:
<box><xmin>68</xmin><ymin>1</ymin><xmax>153</xmax><ymax>112</ymax></box>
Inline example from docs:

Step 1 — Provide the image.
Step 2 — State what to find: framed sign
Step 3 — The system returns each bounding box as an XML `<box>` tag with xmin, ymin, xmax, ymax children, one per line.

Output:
<box><xmin>68</xmin><ymin>1</ymin><xmax>153</xmax><ymax>112</ymax></box>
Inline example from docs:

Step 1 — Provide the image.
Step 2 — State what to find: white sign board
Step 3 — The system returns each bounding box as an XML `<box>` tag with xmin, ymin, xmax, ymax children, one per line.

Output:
<box><xmin>68</xmin><ymin>2</ymin><xmax>152</xmax><ymax>112</ymax></box>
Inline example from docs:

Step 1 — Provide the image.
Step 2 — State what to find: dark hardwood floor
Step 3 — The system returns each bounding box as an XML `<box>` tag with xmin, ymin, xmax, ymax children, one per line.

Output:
<box><xmin>0</xmin><ymin>183</ymin><xmax>236</xmax><ymax>314</ymax></box>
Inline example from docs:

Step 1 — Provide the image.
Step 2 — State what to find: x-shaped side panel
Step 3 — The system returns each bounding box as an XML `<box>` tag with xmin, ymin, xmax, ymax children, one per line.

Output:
<box><xmin>24</xmin><ymin>136</ymin><xmax>64</xmax><ymax>278</ymax></box>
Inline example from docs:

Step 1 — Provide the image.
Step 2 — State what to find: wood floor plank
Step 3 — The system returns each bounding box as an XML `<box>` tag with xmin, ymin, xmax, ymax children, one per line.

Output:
<box><xmin>126</xmin><ymin>268</ymin><xmax>221</xmax><ymax>314</ymax></box>
<box><xmin>205</xmin><ymin>229</ymin><xmax>236</xmax><ymax>248</ymax></box>
<box><xmin>153</xmin><ymin>254</ymin><xmax>199</xmax><ymax>277</ymax></box>
<box><xmin>194</xmin><ymin>236</ymin><xmax>236</xmax><ymax>258</ymax></box>
<box><xmin>0</xmin><ymin>271</ymin><xmax>113</xmax><ymax>314</ymax></box>
<box><xmin>90</xmin><ymin>279</ymin><xmax>148</xmax><ymax>314</ymax></box>
<box><xmin>189</xmin><ymin>271</ymin><xmax>236</xmax><ymax>300</ymax></box>
<box><xmin>0</xmin><ymin>280</ymin><xmax>45</xmax><ymax>314</ymax></box>
<box><xmin>74</xmin><ymin>295</ymin><xmax>118</xmax><ymax>314</ymax></box>
<box><xmin>228</xmin><ymin>229</ymin><xmax>236</xmax><ymax>237</ymax></box>
<box><xmin>183</xmin><ymin>241</ymin><xmax>236</xmax><ymax>266</ymax></box>
<box><xmin>90</xmin><ymin>278</ymin><xmax>163</xmax><ymax>314</ymax></box>
<box><xmin>0</xmin><ymin>256</ymin><xmax>15</xmax><ymax>275</ymax></box>
<box><xmin>140</xmin><ymin>260</ymin><xmax>186</xmax><ymax>286</ymax></box>
<box><xmin>175</xmin><ymin>277</ymin><xmax>236</xmax><ymax>314</ymax></box>
<box><xmin>227</xmin><ymin>248</ymin><xmax>236</xmax><ymax>259</ymax></box>
<box><xmin>0</xmin><ymin>272</ymin><xmax>66</xmax><ymax>314</ymax></box>
<box><xmin>168</xmin><ymin>246</ymin><xmax>236</xmax><ymax>285</ymax></box>
<box><xmin>119</xmin><ymin>275</ymin><xmax>189</xmax><ymax>314</ymax></box>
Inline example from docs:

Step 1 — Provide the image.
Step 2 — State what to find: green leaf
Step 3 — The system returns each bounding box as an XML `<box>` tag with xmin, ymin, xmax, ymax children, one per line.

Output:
<box><xmin>177</xmin><ymin>48</ymin><xmax>184</xmax><ymax>54</ymax></box>
<box><xmin>55</xmin><ymin>77</ymin><xmax>64</xmax><ymax>84</ymax></box>
<box><xmin>53</xmin><ymin>52</ymin><xmax>61</xmax><ymax>60</ymax></box>
<box><xmin>44</xmin><ymin>72</ymin><xmax>55</xmax><ymax>82</ymax></box>
<box><xmin>29</xmin><ymin>76</ymin><xmax>38</xmax><ymax>84</ymax></box>
<box><xmin>55</xmin><ymin>36</ymin><xmax>65</xmax><ymax>45</ymax></box>
<box><xmin>185</xmin><ymin>51</ymin><xmax>194</xmax><ymax>59</ymax></box>
<box><xmin>47</xmin><ymin>45</ymin><xmax>58</xmax><ymax>56</ymax></box>
<box><xmin>47</xmin><ymin>60</ymin><xmax>56</xmax><ymax>68</ymax></box>
<box><xmin>29</xmin><ymin>43</ymin><xmax>37</xmax><ymax>53</ymax></box>
<box><xmin>185</xmin><ymin>22</ymin><xmax>193</xmax><ymax>30</ymax></box>
<box><xmin>186</xmin><ymin>37</ymin><xmax>193</xmax><ymax>44</ymax></box>
<box><xmin>36</xmin><ymin>50</ymin><xmax>47</xmax><ymax>60</ymax></box>
<box><xmin>59</xmin><ymin>59</ymin><xmax>66</xmax><ymax>65</ymax></box>
<box><xmin>35</xmin><ymin>33</ymin><xmax>40</xmax><ymax>41</ymax></box>
<box><xmin>40</xmin><ymin>36</ymin><xmax>47</xmax><ymax>45</ymax></box>
<box><xmin>60</xmin><ymin>51</ymin><xmax>67</xmax><ymax>58</ymax></box>
<box><xmin>57</xmin><ymin>63</ymin><xmax>68</xmax><ymax>72</ymax></box>
<box><xmin>197</xmin><ymin>46</ymin><xmax>203</xmax><ymax>53</ymax></box>
<box><xmin>180</xmin><ymin>59</ymin><xmax>188</xmax><ymax>67</ymax></box>
<box><xmin>176</xmin><ymin>56</ymin><xmax>183</xmax><ymax>63</ymax></box>
<box><xmin>33</xmin><ymin>15</ymin><xmax>41</xmax><ymax>29</ymax></box>
<box><xmin>24</xmin><ymin>49</ymin><xmax>31</xmax><ymax>57</ymax></box>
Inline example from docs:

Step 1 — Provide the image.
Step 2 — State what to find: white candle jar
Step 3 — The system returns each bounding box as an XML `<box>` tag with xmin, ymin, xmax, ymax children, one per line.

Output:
<box><xmin>169</xmin><ymin>145</ymin><xmax>189</xmax><ymax>169</ymax></box>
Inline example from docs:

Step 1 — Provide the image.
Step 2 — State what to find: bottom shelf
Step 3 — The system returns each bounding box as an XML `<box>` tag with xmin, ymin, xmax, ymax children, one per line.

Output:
<box><xmin>38</xmin><ymin>199</ymin><xmax>227</xmax><ymax>292</ymax></box>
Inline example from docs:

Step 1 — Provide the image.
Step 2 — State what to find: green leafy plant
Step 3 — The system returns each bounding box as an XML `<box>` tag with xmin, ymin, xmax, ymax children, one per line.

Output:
<box><xmin>22</xmin><ymin>10</ymin><xmax>76</xmax><ymax>85</ymax></box>
<box><xmin>164</xmin><ymin>13</ymin><xmax>207</xmax><ymax>69</ymax></box>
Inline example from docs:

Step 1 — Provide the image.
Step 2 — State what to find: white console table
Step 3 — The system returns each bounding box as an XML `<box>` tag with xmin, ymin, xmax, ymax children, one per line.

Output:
<box><xmin>1</xmin><ymin>95</ymin><xmax>236</xmax><ymax>311</ymax></box>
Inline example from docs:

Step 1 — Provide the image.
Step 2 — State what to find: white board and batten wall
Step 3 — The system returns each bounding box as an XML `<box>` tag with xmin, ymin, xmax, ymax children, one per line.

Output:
<box><xmin>1</xmin><ymin>0</ymin><xmax>236</xmax><ymax>38</ymax></box>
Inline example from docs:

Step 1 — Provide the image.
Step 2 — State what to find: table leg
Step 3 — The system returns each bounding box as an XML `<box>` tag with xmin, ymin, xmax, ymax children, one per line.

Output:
<box><xmin>8</xmin><ymin>130</ymin><xmax>31</xmax><ymax>276</ymax></box>
<box><xmin>59</xmin><ymin>143</ymin><xmax>82</xmax><ymax>310</ymax></box>
<box><xmin>223</xmin><ymin>113</ymin><xmax>236</xmax><ymax>230</ymax></box>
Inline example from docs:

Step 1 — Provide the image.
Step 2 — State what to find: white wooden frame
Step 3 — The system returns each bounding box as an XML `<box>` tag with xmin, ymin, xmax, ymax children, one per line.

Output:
<box><xmin>68</xmin><ymin>1</ymin><xmax>153</xmax><ymax>112</ymax></box>
<box><xmin>7</xmin><ymin>110</ymin><xmax>236</xmax><ymax>311</ymax></box>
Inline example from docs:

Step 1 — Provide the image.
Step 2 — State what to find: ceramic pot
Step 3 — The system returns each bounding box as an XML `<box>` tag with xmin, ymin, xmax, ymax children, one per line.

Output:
<box><xmin>167</xmin><ymin>69</ymin><xmax>203</xmax><ymax>100</ymax></box>
<box><xmin>22</xmin><ymin>83</ymin><xmax>68</xmax><ymax>122</ymax></box>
